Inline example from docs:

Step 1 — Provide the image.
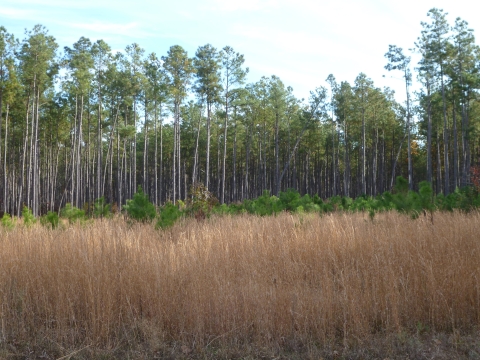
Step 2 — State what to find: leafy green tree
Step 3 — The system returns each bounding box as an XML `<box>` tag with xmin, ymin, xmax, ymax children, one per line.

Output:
<box><xmin>64</xmin><ymin>36</ymin><xmax>94</xmax><ymax>208</ymax></box>
<box><xmin>421</xmin><ymin>8</ymin><xmax>451</xmax><ymax>194</ymax></box>
<box><xmin>450</xmin><ymin>18</ymin><xmax>479</xmax><ymax>187</ymax></box>
<box><xmin>193</xmin><ymin>44</ymin><xmax>222</xmax><ymax>192</ymax></box>
<box><xmin>219</xmin><ymin>46</ymin><xmax>248</xmax><ymax>202</ymax></box>
<box><xmin>0</xmin><ymin>26</ymin><xmax>18</xmax><ymax>213</ymax></box>
<box><xmin>18</xmin><ymin>25</ymin><xmax>58</xmax><ymax>216</ymax></box>
<box><xmin>143</xmin><ymin>52</ymin><xmax>168</xmax><ymax>205</ymax></box>
<box><xmin>162</xmin><ymin>45</ymin><xmax>195</xmax><ymax>203</ymax></box>
<box><xmin>385</xmin><ymin>45</ymin><xmax>413</xmax><ymax>190</ymax></box>
<box><xmin>91</xmin><ymin>39</ymin><xmax>112</xmax><ymax>202</ymax></box>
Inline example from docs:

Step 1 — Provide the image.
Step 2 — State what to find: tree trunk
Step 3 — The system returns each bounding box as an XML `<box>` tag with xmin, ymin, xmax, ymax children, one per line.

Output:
<box><xmin>440</xmin><ymin>67</ymin><xmax>450</xmax><ymax>194</ymax></box>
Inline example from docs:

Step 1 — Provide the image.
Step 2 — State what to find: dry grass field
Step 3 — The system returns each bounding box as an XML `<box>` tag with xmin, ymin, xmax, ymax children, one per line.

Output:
<box><xmin>0</xmin><ymin>211</ymin><xmax>479</xmax><ymax>359</ymax></box>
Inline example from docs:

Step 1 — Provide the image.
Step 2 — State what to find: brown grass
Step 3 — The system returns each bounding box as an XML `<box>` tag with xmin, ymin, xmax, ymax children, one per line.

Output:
<box><xmin>0</xmin><ymin>211</ymin><xmax>479</xmax><ymax>358</ymax></box>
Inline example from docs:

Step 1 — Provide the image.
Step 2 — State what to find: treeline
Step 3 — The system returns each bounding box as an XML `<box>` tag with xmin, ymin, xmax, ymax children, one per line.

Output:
<box><xmin>1</xmin><ymin>8</ymin><xmax>480</xmax><ymax>216</ymax></box>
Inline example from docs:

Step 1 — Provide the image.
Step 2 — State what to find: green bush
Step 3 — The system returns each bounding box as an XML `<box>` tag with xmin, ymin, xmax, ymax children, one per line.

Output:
<box><xmin>22</xmin><ymin>206</ymin><xmax>36</xmax><ymax>227</ymax></box>
<box><xmin>61</xmin><ymin>203</ymin><xmax>86</xmax><ymax>224</ymax></box>
<box><xmin>279</xmin><ymin>189</ymin><xmax>301</xmax><ymax>212</ymax></box>
<box><xmin>156</xmin><ymin>202</ymin><xmax>183</xmax><ymax>229</ymax></box>
<box><xmin>40</xmin><ymin>211</ymin><xmax>60</xmax><ymax>229</ymax></box>
<box><xmin>123</xmin><ymin>186</ymin><xmax>156</xmax><ymax>222</ymax></box>
<box><xmin>248</xmin><ymin>191</ymin><xmax>282</xmax><ymax>216</ymax></box>
<box><xmin>206</xmin><ymin>177</ymin><xmax>480</xmax><ymax>220</ymax></box>
<box><xmin>1</xmin><ymin>213</ymin><xmax>16</xmax><ymax>230</ymax></box>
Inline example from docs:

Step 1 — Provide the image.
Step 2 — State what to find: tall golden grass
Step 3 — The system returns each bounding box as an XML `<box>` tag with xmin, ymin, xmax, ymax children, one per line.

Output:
<box><xmin>0</xmin><ymin>212</ymin><xmax>479</xmax><ymax>356</ymax></box>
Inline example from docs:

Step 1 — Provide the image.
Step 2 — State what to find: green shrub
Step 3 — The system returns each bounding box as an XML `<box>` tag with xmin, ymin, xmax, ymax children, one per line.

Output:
<box><xmin>1</xmin><ymin>213</ymin><xmax>16</xmax><ymax>230</ymax></box>
<box><xmin>156</xmin><ymin>202</ymin><xmax>183</xmax><ymax>229</ymax></box>
<box><xmin>61</xmin><ymin>203</ymin><xmax>86</xmax><ymax>224</ymax></box>
<box><xmin>22</xmin><ymin>206</ymin><xmax>36</xmax><ymax>227</ymax></box>
<box><xmin>418</xmin><ymin>181</ymin><xmax>435</xmax><ymax>214</ymax></box>
<box><xmin>249</xmin><ymin>190</ymin><xmax>282</xmax><ymax>216</ymax></box>
<box><xmin>394</xmin><ymin>176</ymin><xmax>409</xmax><ymax>194</ymax></box>
<box><xmin>279</xmin><ymin>189</ymin><xmax>301</xmax><ymax>212</ymax></box>
<box><xmin>123</xmin><ymin>186</ymin><xmax>156</xmax><ymax>222</ymax></box>
<box><xmin>40</xmin><ymin>211</ymin><xmax>60</xmax><ymax>229</ymax></box>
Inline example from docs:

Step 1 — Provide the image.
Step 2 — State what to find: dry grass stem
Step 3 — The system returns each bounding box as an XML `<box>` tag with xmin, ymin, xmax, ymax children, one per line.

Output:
<box><xmin>0</xmin><ymin>212</ymin><xmax>479</xmax><ymax>358</ymax></box>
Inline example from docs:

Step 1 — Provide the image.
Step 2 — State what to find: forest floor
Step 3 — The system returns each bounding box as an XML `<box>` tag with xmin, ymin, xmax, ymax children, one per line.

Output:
<box><xmin>0</xmin><ymin>211</ymin><xmax>479</xmax><ymax>359</ymax></box>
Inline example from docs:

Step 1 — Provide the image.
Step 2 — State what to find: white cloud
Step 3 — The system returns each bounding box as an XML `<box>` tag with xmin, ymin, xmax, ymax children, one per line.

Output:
<box><xmin>210</xmin><ymin>0</ymin><xmax>279</xmax><ymax>12</ymax></box>
<box><xmin>0</xmin><ymin>6</ymin><xmax>39</xmax><ymax>21</ymax></box>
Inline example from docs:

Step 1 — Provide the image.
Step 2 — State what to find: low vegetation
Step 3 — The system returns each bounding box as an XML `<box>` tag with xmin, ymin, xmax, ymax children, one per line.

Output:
<box><xmin>0</xmin><ymin>209</ymin><xmax>479</xmax><ymax>358</ymax></box>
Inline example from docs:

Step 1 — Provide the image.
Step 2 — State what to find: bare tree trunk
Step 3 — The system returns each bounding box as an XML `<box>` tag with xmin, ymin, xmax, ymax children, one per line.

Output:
<box><xmin>177</xmin><ymin>107</ymin><xmax>181</xmax><ymax>200</ymax></box>
<box><xmin>221</xmin><ymin>101</ymin><xmax>228</xmax><ymax>203</ymax></box>
<box><xmin>344</xmin><ymin>121</ymin><xmax>350</xmax><ymax>197</ymax></box>
<box><xmin>440</xmin><ymin>67</ymin><xmax>450</xmax><ymax>194</ymax></box>
<box><xmin>33</xmin><ymin>85</ymin><xmax>41</xmax><ymax>216</ymax></box>
<box><xmin>97</xmin><ymin>85</ymin><xmax>102</xmax><ymax>202</ymax></box>
<box><xmin>361</xmin><ymin>107</ymin><xmax>366</xmax><ymax>195</ymax></box>
<box><xmin>205</xmin><ymin>103</ymin><xmax>211</xmax><ymax>190</ymax></box>
<box><xmin>154</xmin><ymin>99</ymin><xmax>158</xmax><ymax>205</ymax></box>
<box><xmin>405</xmin><ymin>71</ymin><xmax>412</xmax><ymax>191</ymax></box>
<box><xmin>192</xmin><ymin>106</ymin><xmax>201</xmax><ymax>187</ymax></box>
<box><xmin>143</xmin><ymin>98</ymin><xmax>149</xmax><ymax>192</ymax></box>
<box><xmin>426</xmin><ymin>78</ymin><xmax>433</xmax><ymax>184</ymax></box>
<box><xmin>76</xmin><ymin>95</ymin><xmax>84</xmax><ymax>209</ymax></box>
<box><xmin>274</xmin><ymin>112</ymin><xmax>280</xmax><ymax>196</ymax></box>
<box><xmin>173</xmin><ymin>101</ymin><xmax>178</xmax><ymax>203</ymax></box>
<box><xmin>452</xmin><ymin>98</ymin><xmax>459</xmax><ymax>189</ymax></box>
<box><xmin>133</xmin><ymin>99</ymin><xmax>137</xmax><ymax>194</ymax></box>
<box><xmin>160</xmin><ymin>112</ymin><xmax>163</xmax><ymax>204</ymax></box>
<box><xmin>437</xmin><ymin>132</ymin><xmax>443</xmax><ymax>193</ymax></box>
<box><xmin>232</xmin><ymin>108</ymin><xmax>237</xmax><ymax>202</ymax></box>
<box><xmin>3</xmin><ymin>104</ymin><xmax>8</xmax><ymax>213</ymax></box>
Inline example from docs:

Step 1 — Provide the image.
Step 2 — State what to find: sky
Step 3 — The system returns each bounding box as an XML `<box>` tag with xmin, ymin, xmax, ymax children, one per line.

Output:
<box><xmin>1</xmin><ymin>0</ymin><xmax>480</xmax><ymax>105</ymax></box>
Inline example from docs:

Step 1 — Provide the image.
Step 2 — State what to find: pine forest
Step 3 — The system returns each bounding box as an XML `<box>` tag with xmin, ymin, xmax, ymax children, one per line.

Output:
<box><xmin>1</xmin><ymin>8</ymin><xmax>480</xmax><ymax>217</ymax></box>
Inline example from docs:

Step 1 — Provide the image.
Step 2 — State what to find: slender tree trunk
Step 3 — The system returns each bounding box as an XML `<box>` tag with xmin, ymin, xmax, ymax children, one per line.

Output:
<box><xmin>221</xmin><ymin>97</ymin><xmax>228</xmax><ymax>203</ymax></box>
<box><xmin>205</xmin><ymin>103</ymin><xmax>211</xmax><ymax>190</ymax></box>
<box><xmin>154</xmin><ymin>99</ymin><xmax>158</xmax><ymax>205</ymax></box>
<box><xmin>177</xmin><ymin>106</ymin><xmax>181</xmax><ymax>200</ymax></box>
<box><xmin>192</xmin><ymin>107</ymin><xmax>201</xmax><ymax>187</ymax></box>
<box><xmin>160</xmin><ymin>112</ymin><xmax>163</xmax><ymax>204</ymax></box>
<box><xmin>97</xmin><ymin>83</ymin><xmax>102</xmax><ymax>202</ymax></box>
<box><xmin>76</xmin><ymin>95</ymin><xmax>84</xmax><ymax>209</ymax></box>
<box><xmin>274</xmin><ymin>112</ymin><xmax>280</xmax><ymax>196</ymax></box>
<box><xmin>0</xmin><ymin>87</ymin><xmax>3</xmax><ymax>205</ymax></box>
<box><xmin>452</xmin><ymin>98</ymin><xmax>459</xmax><ymax>189</ymax></box>
<box><xmin>440</xmin><ymin>67</ymin><xmax>450</xmax><ymax>194</ymax></box>
<box><xmin>405</xmin><ymin>70</ymin><xmax>412</xmax><ymax>190</ymax></box>
<box><xmin>173</xmin><ymin>101</ymin><xmax>177</xmax><ymax>203</ymax></box>
<box><xmin>426</xmin><ymin>78</ymin><xmax>433</xmax><ymax>184</ymax></box>
<box><xmin>27</xmin><ymin>83</ymin><xmax>35</xmax><ymax>210</ymax></box>
<box><xmin>344</xmin><ymin>120</ymin><xmax>350</xmax><ymax>197</ymax></box>
<box><xmin>437</xmin><ymin>132</ymin><xmax>443</xmax><ymax>193</ymax></box>
<box><xmin>3</xmin><ymin>104</ymin><xmax>8</xmax><ymax>213</ymax></box>
<box><xmin>390</xmin><ymin>130</ymin><xmax>408</xmax><ymax>190</ymax></box>
<box><xmin>143</xmin><ymin>98</ymin><xmax>149</xmax><ymax>193</ymax></box>
<box><xmin>232</xmin><ymin>110</ymin><xmax>237</xmax><ymax>202</ymax></box>
<box><xmin>33</xmin><ymin>85</ymin><xmax>41</xmax><ymax>216</ymax></box>
<box><xmin>361</xmin><ymin>107</ymin><xmax>366</xmax><ymax>195</ymax></box>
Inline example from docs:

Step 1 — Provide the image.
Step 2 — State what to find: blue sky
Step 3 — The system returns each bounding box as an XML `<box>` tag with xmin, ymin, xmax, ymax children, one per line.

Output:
<box><xmin>1</xmin><ymin>0</ymin><xmax>480</xmax><ymax>104</ymax></box>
